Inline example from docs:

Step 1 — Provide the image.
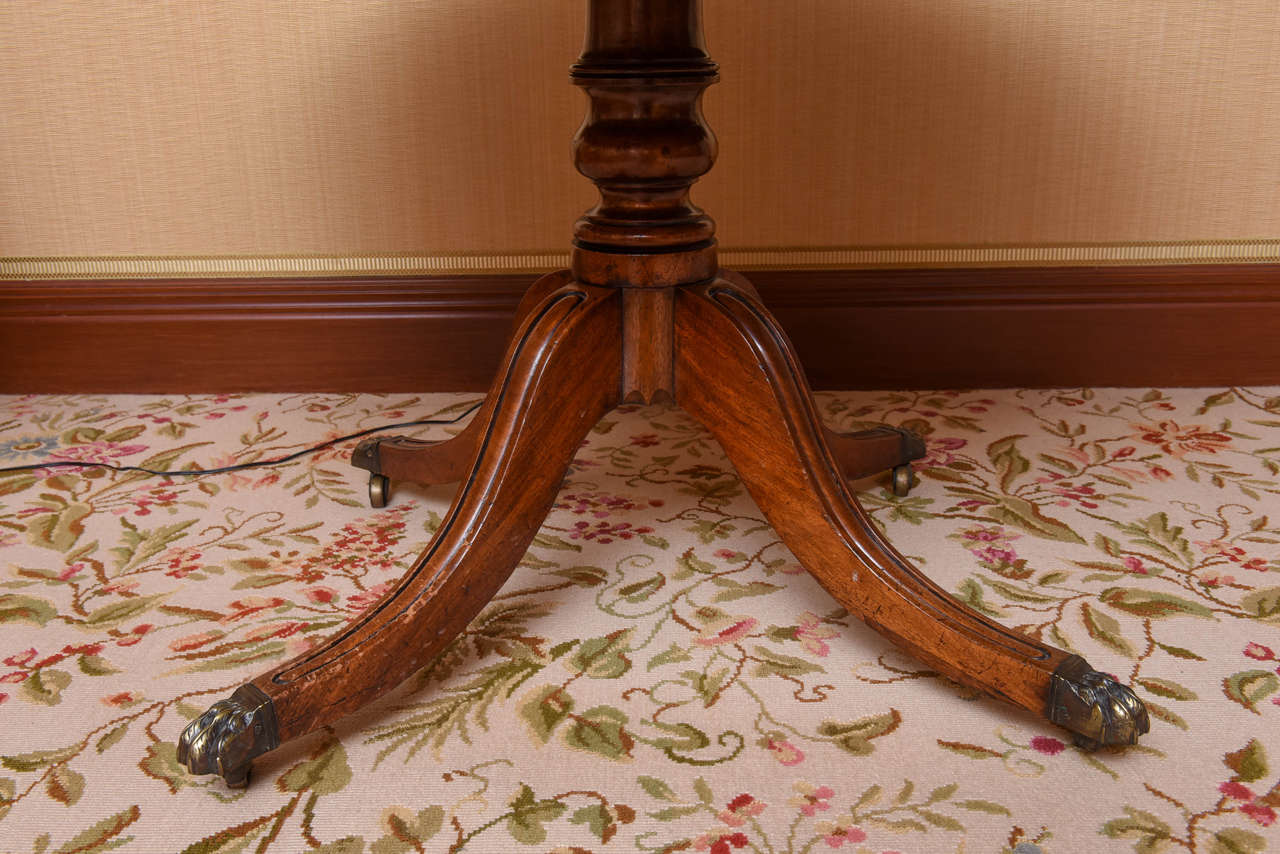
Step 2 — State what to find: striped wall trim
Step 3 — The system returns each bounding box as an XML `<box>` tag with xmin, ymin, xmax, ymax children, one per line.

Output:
<box><xmin>4</xmin><ymin>240</ymin><xmax>1280</xmax><ymax>279</ymax></box>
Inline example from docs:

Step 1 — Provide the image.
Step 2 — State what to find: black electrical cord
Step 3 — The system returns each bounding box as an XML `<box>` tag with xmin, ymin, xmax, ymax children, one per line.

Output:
<box><xmin>0</xmin><ymin>400</ymin><xmax>483</xmax><ymax>478</ymax></box>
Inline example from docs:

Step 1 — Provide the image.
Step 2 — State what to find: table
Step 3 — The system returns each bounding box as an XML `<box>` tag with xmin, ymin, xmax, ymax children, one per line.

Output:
<box><xmin>177</xmin><ymin>0</ymin><xmax>1148</xmax><ymax>788</ymax></box>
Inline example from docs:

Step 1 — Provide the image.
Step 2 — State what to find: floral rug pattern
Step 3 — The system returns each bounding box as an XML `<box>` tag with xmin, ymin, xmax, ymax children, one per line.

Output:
<box><xmin>1</xmin><ymin>388</ymin><xmax>1278</xmax><ymax>853</ymax></box>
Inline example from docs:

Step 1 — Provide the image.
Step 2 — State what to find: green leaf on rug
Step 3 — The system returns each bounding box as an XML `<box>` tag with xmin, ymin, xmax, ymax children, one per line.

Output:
<box><xmin>1137</xmin><ymin>677</ymin><xmax>1197</xmax><ymax>701</ymax></box>
<box><xmin>710</xmin><ymin>576</ymin><xmax>781</xmax><ymax>602</ymax></box>
<box><xmin>0</xmin><ymin>593</ymin><xmax>57</xmax><ymax>625</ymax></box>
<box><xmin>566</xmin><ymin>631</ymin><xmax>633</xmax><ymax>679</ymax></box>
<box><xmin>1224</xmin><ymin>738</ymin><xmax>1268</xmax><ymax>783</ymax></box>
<box><xmin>519</xmin><ymin>686</ymin><xmax>573</xmax><ymax>743</ymax></box>
<box><xmin>1082</xmin><ymin>602</ymin><xmax>1136</xmax><ymax>658</ymax></box>
<box><xmin>46</xmin><ymin>764</ymin><xmax>85</xmax><ymax>806</ymax></box>
<box><xmin>21</xmin><ymin>668</ymin><xmax>71</xmax><ymax>706</ymax></box>
<box><xmin>279</xmin><ymin>736</ymin><xmax>352</xmax><ymax>795</ymax></box>
<box><xmin>1101</xmin><ymin>806</ymin><xmax>1174</xmax><ymax>850</ymax></box>
<box><xmin>373</xmin><ymin>805</ymin><xmax>443</xmax><ymax>853</ymax></box>
<box><xmin>818</xmin><ymin>709</ymin><xmax>902</xmax><ymax>756</ymax></box>
<box><xmin>637</xmin><ymin>775</ymin><xmax>678</xmax><ymax>802</ymax></box>
<box><xmin>52</xmin><ymin>805</ymin><xmax>140</xmax><ymax>854</ymax></box>
<box><xmin>646</xmin><ymin>642</ymin><xmax>692</xmax><ymax>671</ymax></box>
<box><xmin>1099</xmin><ymin>588</ymin><xmax>1214</xmax><ymax>619</ymax></box>
<box><xmin>984</xmin><ymin>495</ymin><xmax>1085</xmax><ymax>545</ymax></box>
<box><xmin>1241</xmin><ymin>587</ymin><xmax>1280</xmax><ymax>621</ymax></box>
<box><xmin>95</xmin><ymin>723</ymin><xmax>129</xmax><ymax>754</ymax></box>
<box><xmin>750</xmin><ymin>647</ymin><xmax>824</xmax><ymax>679</ymax></box>
<box><xmin>1223</xmin><ymin>670</ymin><xmax>1280</xmax><ymax>714</ymax></box>
<box><xmin>26</xmin><ymin>499</ymin><xmax>91</xmax><ymax>553</ymax></box>
<box><xmin>988</xmin><ymin>435</ymin><xmax>1030</xmax><ymax>492</ymax></box>
<box><xmin>84</xmin><ymin>594</ymin><xmax>167</xmax><ymax>629</ymax></box>
<box><xmin>506</xmin><ymin>784</ymin><xmax>567</xmax><ymax>845</ymax></box>
<box><xmin>1210</xmin><ymin>827</ymin><xmax>1267</xmax><ymax>854</ymax></box>
<box><xmin>564</xmin><ymin>705</ymin><xmax>633</xmax><ymax>760</ymax></box>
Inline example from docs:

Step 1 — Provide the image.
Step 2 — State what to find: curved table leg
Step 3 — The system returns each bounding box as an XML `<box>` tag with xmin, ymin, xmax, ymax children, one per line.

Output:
<box><xmin>179</xmin><ymin>279</ymin><xmax>622</xmax><ymax>786</ymax></box>
<box><xmin>351</xmin><ymin>271</ymin><xmax>579</xmax><ymax>504</ymax></box>
<box><xmin>674</xmin><ymin>278</ymin><xmax>1148</xmax><ymax>749</ymax></box>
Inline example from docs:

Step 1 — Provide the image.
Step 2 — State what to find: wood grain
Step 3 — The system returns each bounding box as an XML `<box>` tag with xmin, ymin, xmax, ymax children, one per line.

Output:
<box><xmin>3</xmin><ymin>264</ymin><xmax>1277</xmax><ymax>392</ymax></box>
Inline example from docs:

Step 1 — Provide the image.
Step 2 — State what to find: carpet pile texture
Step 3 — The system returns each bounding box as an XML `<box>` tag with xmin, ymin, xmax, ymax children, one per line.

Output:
<box><xmin>1</xmin><ymin>388</ymin><xmax>1278</xmax><ymax>853</ymax></box>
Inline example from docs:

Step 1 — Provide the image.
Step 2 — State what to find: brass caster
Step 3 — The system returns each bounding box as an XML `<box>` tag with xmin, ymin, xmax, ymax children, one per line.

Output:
<box><xmin>891</xmin><ymin>464</ymin><xmax>914</xmax><ymax>497</ymax></box>
<box><xmin>369</xmin><ymin>473</ymin><xmax>390</xmax><ymax>508</ymax></box>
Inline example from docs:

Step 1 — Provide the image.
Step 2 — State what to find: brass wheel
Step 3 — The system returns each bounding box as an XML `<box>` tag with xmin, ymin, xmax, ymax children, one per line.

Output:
<box><xmin>891</xmin><ymin>464</ymin><xmax>913</xmax><ymax>497</ymax></box>
<box><xmin>368</xmin><ymin>473</ymin><xmax>390</xmax><ymax>508</ymax></box>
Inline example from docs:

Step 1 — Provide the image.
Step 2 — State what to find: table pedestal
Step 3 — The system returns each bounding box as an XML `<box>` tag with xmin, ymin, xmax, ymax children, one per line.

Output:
<box><xmin>178</xmin><ymin>0</ymin><xmax>1148</xmax><ymax>788</ymax></box>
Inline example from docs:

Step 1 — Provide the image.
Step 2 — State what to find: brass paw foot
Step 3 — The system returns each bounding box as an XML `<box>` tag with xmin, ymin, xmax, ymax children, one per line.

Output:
<box><xmin>1048</xmin><ymin>656</ymin><xmax>1151</xmax><ymax>749</ymax></box>
<box><xmin>177</xmin><ymin>684</ymin><xmax>279</xmax><ymax>788</ymax></box>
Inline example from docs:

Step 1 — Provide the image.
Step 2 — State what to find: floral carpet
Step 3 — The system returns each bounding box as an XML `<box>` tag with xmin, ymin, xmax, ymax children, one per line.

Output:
<box><xmin>0</xmin><ymin>388</ymin><xmax>1278</xmax><ymax>854</ymax></box>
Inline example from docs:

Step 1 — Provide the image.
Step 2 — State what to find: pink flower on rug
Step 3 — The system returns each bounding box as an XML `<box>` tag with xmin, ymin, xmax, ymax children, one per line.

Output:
<box><xmin>919</xmin><ymin>436</ymin><xmax>967</xmax><ymax>468</ymax></box>
<box><xmin>304</xmin><ymin>586</ymin><xmax>339</xmax><ymax>605</ymax></box>
<box><xmin>4</xmin><ymin>648</ymin><xmax>38</xmax><ymax>668</ymax></box>
<box><xmin>222</xmin><ymin>596</ymin><xmax>286</xmax><ymax>622</ymax></box>
<box><xmin>816</xmin><ymin>815</ymin><xmax>867</xmax><ymax>847</ymax></box>
<box><xmin>718</xmin><ymin>794</ymin><xmax>765</xmax><ymax>826</ymax></box>
<box><xmin>244</xmin><ymin>620</ymin><xmax>306</xmax><ymax>642</ymax></box>
<box><xmin>0</xmin><ymin>671</ymin><xmax>29</xmax><ymax>684</ymax></box>
<box><xmin>1241</xmin><ymin>803</ymin><xmax>1277</xmax><ymax>827</ymax></box>
<box><xmin>102</xmin><ymin>691</ymin><xmax>143</xmax><ymax>707</ymax></box>
<box><xmin>764</xmin><ymin>737</ymin><xmax>805</xmax><ymax>766</ymax></box>
<box><xmin>113</xmin><ymin>623</ymin><xmax>154</xmax><ymax>647</ymax></box>
<box><xmin>694</xmin><ymin>616</ymin><xmax>759</xmax><ymax>647</ymax></box>
<box><xmin>1244</xmin><ymin>642</ymin><xmax>1276</xmax><ymax>661</ymax></box>
<box><xmin>1031</xmin><ymin>735</ymin><xmax>1066</xmax><ymax>756</ymax></box>
<box><xmin>1218</xmin><ymin>782</ymin><xmax>1278</xmax><ymax>826</ymax></box>
<box><xmin>1123</xmin><ymin>556</ymin><xmax>1149</xmax><ymax>575</ymax></box>
<box><xmin>1220</xmin><ymin>782</ymin><xmax>1254</xmax><ymax>801</ymax></box>
<box><xmin>163</xmin><ymin>547</ymin><xmax>203</xmax><ymax>579</ymax></box>
<box><xmin>692</xmin><ymin>830</ymin><xmax>749</xmax><ymax>854</ymax></box>
<box><xmin>347</xmin><ymin>582</ymin><xmax>394</xmax><ymax>612</ymax></box>
<box><xmin>1035</xmin><ymin>474</ymin><xmax>1101</xmax><ymax>509</ymax></box>
<box><xmin>58</xmin><ymin>562</ymin><xmax>88</xmax><ymax>581</ymax></box>
<box><xmin>796</xmin><ymin>612</ymin><xmax>838</xmax><ymax>657</ymax></box>
<box><xmin>169</xmin><ymin>630</ymin><xmax>224</xmax><ymax>652</ymax></box>
<box><xmin>789</xmin><ymin>782</ymin><xmax>834</xmax><ymax>816</ymax></box>
<box><xmin>568</xmin><ymin>519</ymin><xmax>654</xmax><ymax>544</ymax></box>
<box><xmin>49</xmin><ymin>441</ymin><xmax>149</xmax><ymax>465</ymax></box>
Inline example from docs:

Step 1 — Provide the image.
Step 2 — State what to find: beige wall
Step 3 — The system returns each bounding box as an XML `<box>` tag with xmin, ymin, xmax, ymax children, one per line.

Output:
<box><xmin>2</xmin><ymin>0</ymin><xmax>1278</xmax><ymax>275</ymax></box>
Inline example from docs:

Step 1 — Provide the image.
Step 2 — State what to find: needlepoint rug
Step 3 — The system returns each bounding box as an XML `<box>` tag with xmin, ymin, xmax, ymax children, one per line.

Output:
<box><xmin>0</xmin><ymin>388</ymin><xmax>1278</xmax><ymax>853</ymax></box>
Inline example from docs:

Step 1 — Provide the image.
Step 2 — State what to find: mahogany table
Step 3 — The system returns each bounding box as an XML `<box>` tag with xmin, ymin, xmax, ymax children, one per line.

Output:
<box><xmin>178</xmin><ymin>0</ymin><xmax>1148</xmax><ymax>787</ymax></box>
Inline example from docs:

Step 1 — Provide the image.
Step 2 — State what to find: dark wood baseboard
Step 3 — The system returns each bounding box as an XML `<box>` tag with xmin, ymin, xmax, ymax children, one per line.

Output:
<box><xmin>2</xmin><ymin>265</ymin><xmax>1277</xmax><ymax>392</ymax></box>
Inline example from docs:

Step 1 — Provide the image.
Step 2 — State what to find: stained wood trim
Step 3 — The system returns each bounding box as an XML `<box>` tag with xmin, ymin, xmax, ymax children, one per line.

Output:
<box><xmin>2</xmin><ymin>265</ymin><xmax>1277</xmax><ymax>392</ymax></box>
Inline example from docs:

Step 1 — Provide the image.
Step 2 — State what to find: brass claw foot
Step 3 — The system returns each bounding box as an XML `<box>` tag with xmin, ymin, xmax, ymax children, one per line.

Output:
<box><xmin>177</xmin><ymin>684</ymin><xmax>280</xmax><ymax>788</ymax></box>
<box><xmin>1048</xmin><ymin>656</ymin><xmax>1151</xmax><ymax>749</ymax></box>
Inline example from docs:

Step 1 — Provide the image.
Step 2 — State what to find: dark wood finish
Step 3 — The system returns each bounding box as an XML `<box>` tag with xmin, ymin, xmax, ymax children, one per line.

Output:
<box><xmin>4</xmin><ymin>264</ymin><xmax>1278</xmax><ymax>393</ymax></box>
<box><xmin>169</xmin><ymin>0</ymin><xmax>1155</xmax><ymax>785</ymax></box>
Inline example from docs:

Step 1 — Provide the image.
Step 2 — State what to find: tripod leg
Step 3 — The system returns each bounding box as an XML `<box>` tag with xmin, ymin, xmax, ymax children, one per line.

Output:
<box><xmin>674</xmin><ymin>278</ymin><xmax>1147</xmax><ymax>749</ymax></box>
<box><xmin>179</xmin><ymin>280</ymin><xmax>622</xmax><ymax>786</ymax></box>
<box><xmin>351</xmin><ymin>271</ymin><xmax>578</xmax><ymax>505</ymax></box>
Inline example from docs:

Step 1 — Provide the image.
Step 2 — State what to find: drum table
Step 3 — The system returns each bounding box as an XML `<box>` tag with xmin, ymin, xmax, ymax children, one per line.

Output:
<box><xmin>179</xmin><ymin>0</ymin><xmax>1149</xmax><ymax>787</ymax></box>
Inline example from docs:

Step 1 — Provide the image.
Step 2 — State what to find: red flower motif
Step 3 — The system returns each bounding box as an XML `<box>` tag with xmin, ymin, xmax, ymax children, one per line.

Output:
<box><xmin>1132</xmin><ymin>420</ymin><xmax>1232</xmax><ymax>459</ymax></box>
<box><xmin>1241</xmin><ymin>802</ymin><xmax>1277</xmax><ymax>827</ymax></box>
<box><xmin>1220</xmin><ymin>781</ymin><xmax>1254</xmax><ymax>801</ymax></box>
<box><xmin>1244</xmin><ymin>642</ymin><xmax>1276</xmax><ymax>661</ymax></box>
<box><xmin>1031</xmin><ymin>735</ymin><xmax>1066</xmax><ymax>756</ymax></box>
<box><xmin>718</xmin><ymin>794</ymin><xmax>765</xmax><ymax>826</ymax></box>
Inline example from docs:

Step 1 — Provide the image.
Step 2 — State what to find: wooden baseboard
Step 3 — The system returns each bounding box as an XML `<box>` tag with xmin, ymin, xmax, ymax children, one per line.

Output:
<box><xmin>2</xmin><ymin>265</ymin><xmax>1277</xmax><ymax>392</ymax></box>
